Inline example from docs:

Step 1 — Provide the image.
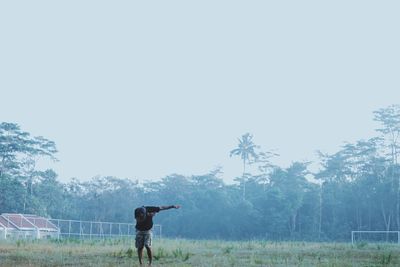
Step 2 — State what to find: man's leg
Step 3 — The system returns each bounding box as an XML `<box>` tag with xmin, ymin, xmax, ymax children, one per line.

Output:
<box><xmin>137</xmin><ymin>247</ymin><xmax>144</xmax><ymax>265</ymax></box>
<box><xmin>143</xmin><ymin>231</ymin><xmax>153</xmax><ymax>265</ymax></box>
<box><xmin>135</xmin><ymin>232</ymin><xmax>145</xmax><ymax>265</ymax></box>
<box><xmin>145</xmin><ymin>245</ymin><xmax>152</xmax><ymax>265</ymax></box>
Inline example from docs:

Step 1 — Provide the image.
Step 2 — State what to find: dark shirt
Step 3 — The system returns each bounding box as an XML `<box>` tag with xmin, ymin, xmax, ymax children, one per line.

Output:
<box><xmin>135</xmin><ymin>206</ymin><xmax>161</xmax><ymax>231</ymax></box>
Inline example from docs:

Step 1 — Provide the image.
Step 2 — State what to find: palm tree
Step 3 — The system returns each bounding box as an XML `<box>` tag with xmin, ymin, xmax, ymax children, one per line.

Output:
<box><xmin>230</xmin><ymin>133</ymin><xmax>259</xmax><ymax>199</ymax></box>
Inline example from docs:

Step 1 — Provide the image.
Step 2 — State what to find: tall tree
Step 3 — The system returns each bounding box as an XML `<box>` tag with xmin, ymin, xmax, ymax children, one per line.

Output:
<box><xmin>230</xmin><ymin>133</ymin><xmax>259</xmax><ymax>199</ymax></box>
<box><xmin>0</xmin><ymin>122</ymin><xmax>58</xmax><ymax>214</ymax></box>
<box><xmin>256</xmin><ymin>150</ymin><xmax>279</xmax><ymax>191</ymax></box>
<box><xmin>315</xmin><ymin>150</ymin><xmax>351</xmax><ymax>239</ymax></box>
<box><xmin>0</xmin><ymin>122</ymin><xmax>58</xmax><ymax>177</ymax></box>
<box><xmin>373</xmin><ymin>105</ymin><xmax>400</xmax><ymax>230</ymax></box>
<box><xmin>374</xmin><ymin>105</ymin><xmax>400</xmax><ymax>165</ymax></box>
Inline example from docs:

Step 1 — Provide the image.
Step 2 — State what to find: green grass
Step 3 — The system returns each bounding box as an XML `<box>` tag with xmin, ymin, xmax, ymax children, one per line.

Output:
<box><xmin>0</xmin><ymin>238</ymin><xmax>399</xmax><ymax>266</ymax></box>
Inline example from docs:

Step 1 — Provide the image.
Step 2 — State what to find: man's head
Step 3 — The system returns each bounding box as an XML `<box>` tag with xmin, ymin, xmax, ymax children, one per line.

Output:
<box><xmin>135</xmin><ymin>206</ymin><xmax>147</xmax><ymax>222</ymax></box>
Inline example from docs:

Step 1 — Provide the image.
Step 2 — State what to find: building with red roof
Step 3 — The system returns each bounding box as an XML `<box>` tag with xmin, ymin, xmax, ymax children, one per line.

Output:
<box><xmin>0</xmin><ymin>214</ymin><xmax>59</xmax><ymax>239</ymax></box>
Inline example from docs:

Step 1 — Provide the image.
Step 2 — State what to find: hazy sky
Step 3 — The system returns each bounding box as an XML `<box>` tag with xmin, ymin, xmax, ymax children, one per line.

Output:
<box><xmin>1</xmin><ymin>1</ymin><xmax>399</xmax><ymax>183</ymax></box>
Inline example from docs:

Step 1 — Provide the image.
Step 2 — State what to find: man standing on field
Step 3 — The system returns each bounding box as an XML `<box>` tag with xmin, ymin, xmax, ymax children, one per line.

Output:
<box><xmin>134</xmin><ymin>205</ymin><xmax>180</xmax><ymax>266</ymax></box>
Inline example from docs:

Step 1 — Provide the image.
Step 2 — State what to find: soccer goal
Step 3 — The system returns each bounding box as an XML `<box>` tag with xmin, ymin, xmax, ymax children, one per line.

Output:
<box><xmin>351</xmin><ymin>231</ymin><xmax>400</xmax><ymax>244</ymax></box>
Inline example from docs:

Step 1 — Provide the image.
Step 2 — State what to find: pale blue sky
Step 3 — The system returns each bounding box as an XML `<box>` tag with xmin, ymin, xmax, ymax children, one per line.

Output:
<box><xmin>1</xmin><ymin>1</ymin><xmax>399</xmax><ymax>183</ymax></box>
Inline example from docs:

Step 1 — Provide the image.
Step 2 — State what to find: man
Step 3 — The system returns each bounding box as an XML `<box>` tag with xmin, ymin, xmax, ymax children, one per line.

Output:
<box><xmin>134</xmin><ymin>205</ymin><xmax>180</xmax><ymax>265</ymax></box>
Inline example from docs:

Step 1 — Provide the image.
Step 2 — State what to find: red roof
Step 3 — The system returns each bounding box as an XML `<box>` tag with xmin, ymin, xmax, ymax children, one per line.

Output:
<box><xmin>0</xmin><ymin>214</ymin><xmax>58</xmax><ymax>231</ymax></box>
<box><xmin>1</xmin><ymin>214</ymin><xmax>35</xmax><ymax>229</ymax></box>
<box><xmin>24</xmin><ymin>214</ymin><xmax>58</xmax><ymax>230</ymax></box>
<box><xmin>0</xmin><ymin>215</ymin><xmax>18</xmax><ymax>229</ymax></box>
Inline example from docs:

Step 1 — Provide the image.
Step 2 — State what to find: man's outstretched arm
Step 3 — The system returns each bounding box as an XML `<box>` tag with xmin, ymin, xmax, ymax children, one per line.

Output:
<box><xmin>159</xmin><ymin>205</ymin><xmax>180</xmax><ymax>211</ymax></box>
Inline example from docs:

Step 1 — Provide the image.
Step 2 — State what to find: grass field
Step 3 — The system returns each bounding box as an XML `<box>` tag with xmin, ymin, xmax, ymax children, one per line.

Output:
<box><xmin>0</xmin><ymin>238</ymin><xmax>399</xmax><ymax>267</ymax></box>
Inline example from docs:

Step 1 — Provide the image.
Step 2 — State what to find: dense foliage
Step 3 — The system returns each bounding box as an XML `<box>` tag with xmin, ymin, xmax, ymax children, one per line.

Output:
<box><xmin>1</xmin><ymin>105</ymin><xmax>400</xmax><ymax>241</ymax></box>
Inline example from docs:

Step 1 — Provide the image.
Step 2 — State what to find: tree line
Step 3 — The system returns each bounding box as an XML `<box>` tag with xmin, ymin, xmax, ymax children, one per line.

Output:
<box><xmin>1</xmin><ymin>105</ymin><xmax>400</xmax><ymax>241</ymax></box>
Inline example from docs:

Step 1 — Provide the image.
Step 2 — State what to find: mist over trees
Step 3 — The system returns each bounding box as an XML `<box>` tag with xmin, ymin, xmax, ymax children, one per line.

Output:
<box><xmin>1</xmin><ymin>105</ymin><xmax>400</xmax><ymax>241</ymax></box>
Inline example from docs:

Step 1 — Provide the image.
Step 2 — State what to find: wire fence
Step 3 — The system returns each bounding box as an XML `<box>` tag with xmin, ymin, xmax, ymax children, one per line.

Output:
<box><xmin>49</xmin><ymin>219</ymin><xmax>162</xmax><ymax>240</ymax></box>
<box><xmin>351</xmin><ymin>231</ymin><xmax>400</xmax><ymax>244</ymax></box>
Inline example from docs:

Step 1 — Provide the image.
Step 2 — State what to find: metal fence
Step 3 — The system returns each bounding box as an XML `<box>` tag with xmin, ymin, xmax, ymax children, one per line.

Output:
<box><xmin>351</xmin><ymin>231</ymin><xmax>400</xmax><ymax>244</ymax></box>
<box><xmin>49</xmin><ymin>219</ymin><xmax>162</xmax><ymax>239</ymax></box>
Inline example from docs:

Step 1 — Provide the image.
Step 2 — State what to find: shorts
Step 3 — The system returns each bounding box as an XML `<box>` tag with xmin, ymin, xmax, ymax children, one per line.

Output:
<box><xmin>135</xmin><ymin>230</ymin><xmax>152</xmax><ymax>248</ymax></box>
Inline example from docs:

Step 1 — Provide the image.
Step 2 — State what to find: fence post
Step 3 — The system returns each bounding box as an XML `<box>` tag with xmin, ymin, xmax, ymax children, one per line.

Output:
<box><xmin>80</xmin><ymin>221</ymin><xmax>82</xmax><ymax>239</ymax></box>
<box><xmin>57</xmin><ymin>219</ymin><xmax>60</xmax><ymax>239</ymax></box>
<box><xmin>68</xmin><ymin>220</ymin><xmax>71</xmax><ymax>238</ymax></box>
<box><xmin>351</xmin><ymin>231</ymin><xmax>354</xmax><ymax>245</ymax></box>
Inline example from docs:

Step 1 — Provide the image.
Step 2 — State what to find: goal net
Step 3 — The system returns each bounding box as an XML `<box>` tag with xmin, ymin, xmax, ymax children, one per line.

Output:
<box><xmin>351</xmin><ymin>231</ymin><xmax>400</xmax><ymax>244</ymax></box>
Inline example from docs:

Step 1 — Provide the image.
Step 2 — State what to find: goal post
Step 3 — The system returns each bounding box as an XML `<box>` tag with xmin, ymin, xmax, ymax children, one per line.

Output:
<box><xmin>351</xmin><ymin>231</ymin><xmax>400</xmax><ymax>244</ymax></box>
<box><xmin>152</xmin><ymin>224</ymin><xmax>162</xmax><ymax>239</ymax></box>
